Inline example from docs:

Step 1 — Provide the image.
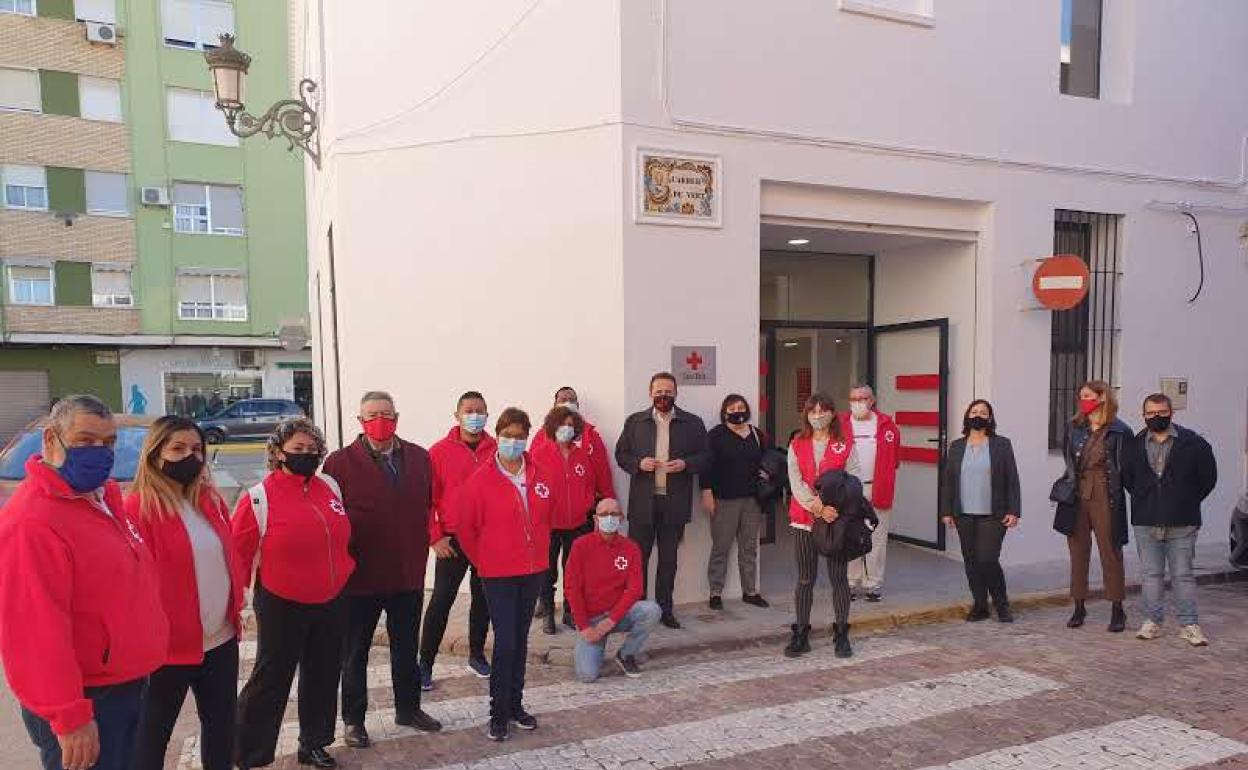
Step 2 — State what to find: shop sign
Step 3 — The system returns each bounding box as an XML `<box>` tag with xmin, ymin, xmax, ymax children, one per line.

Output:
<box><xmin>672</xmin><ymin>345</ymin><xmax>716</xmax><ymax>386</ymax></box>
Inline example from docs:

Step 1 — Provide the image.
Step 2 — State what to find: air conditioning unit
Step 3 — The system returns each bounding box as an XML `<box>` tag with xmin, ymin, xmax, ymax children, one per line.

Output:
<box><xmin>140</xmin><ymin>186</ymin><xmax>170</xmax><ymax>207</ymax></box>
<box><xmin>236</xmin><ymin>349</ymin><xmax>262</xmax><ymax>369</ymax></box>
<box><xmin>85</xmin><ymin>22</ymin><xmax>117</xmax><ymax>45</ymax></box>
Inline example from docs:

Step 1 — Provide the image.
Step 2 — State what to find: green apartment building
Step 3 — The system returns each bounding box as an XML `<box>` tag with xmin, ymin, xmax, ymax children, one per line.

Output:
<box><xmin>0</xmin><ymin>0</ymin><xmax>311</xmax><ymax>439</ymax></box>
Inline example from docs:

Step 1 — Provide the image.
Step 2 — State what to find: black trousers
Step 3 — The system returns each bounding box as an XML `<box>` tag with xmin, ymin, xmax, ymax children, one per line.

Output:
<box><xmin>793</xmin><ymin>527</ymin><xmax>850</xmax><ymax>627</ymax></box>
<box><xmin>955</xmin><ymin>515</ymin><xmax>1010</xmax><ymax>610</ymax></box>
<box><xmin>629</xmin><ymin>495</ymin><xmax>686</xmax><ymax>615</ymax></box>
<box><xmin>235</xmin><ymin>583</ymin><xmax>347</xmax><ymax>768</ymax></box>
<box><xmin>341</xmin><ymin>590</ymin><xmax>422</xmax><ymax>727</ymax></box>
<box><xmin>481</xmin><ymin>572</ymin><xmax>543</xmax><ymax>722</ymax></box>
<box><xmin>544</xmin><ymin>516</ymin><xmax>593</xmax><ymax>608</ymax></box>
<box><xmin>23</xmin><ymin>679</ymin><xmax>145</xmax><ymax>770</ymax></box>
<box><xmin>419</xmin><ymin>537</ymin><xmax>489</xmax><ymax>665</ymax></box>
<box><xmin>134</xmin><ymin>639</ymin><xmax>238</xmax><ymax>770</ymax></box>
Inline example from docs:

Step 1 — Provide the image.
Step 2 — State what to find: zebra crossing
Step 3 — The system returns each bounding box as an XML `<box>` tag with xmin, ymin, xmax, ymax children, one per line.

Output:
<box><xmin>172</xmin><ymin>631</ymin><xmax>1248</xmax><ymax>770</ymax></box>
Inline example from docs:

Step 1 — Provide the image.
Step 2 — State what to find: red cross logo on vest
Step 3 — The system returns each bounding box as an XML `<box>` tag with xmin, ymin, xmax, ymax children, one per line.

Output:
<box><xmin>574</xmin><ymin>463</ymin><xmax>587</xmax><ymax>477</ymax></box>
<box><xmin>831</xmin><ymin>442</ymin><xmax>847</xmax><ymax>455</ymax></box>
<box><xmin>884</xmin><ymin>430</ymin><xmax>895</xmax><ymax>443</ymax></box>
<box><xmin>534</xmin><ymin>482</ymin><xmax>550</xmax><ymax>499</ymax></box>
<box><xmin>614</xmin><ymin>555</ymin><xmax>629</xmax><ymax>571</ymax></box>
<box><xmin>686</xmin><ymin>350</ymin><xmax>704</xmax><ymax>371</ymax></box>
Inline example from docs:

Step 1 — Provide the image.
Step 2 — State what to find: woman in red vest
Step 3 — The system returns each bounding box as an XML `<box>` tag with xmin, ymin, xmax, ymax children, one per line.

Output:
<box><xmin>784</xmin><ymin>393</ymin><xmax>861</xmax><ymax>659</ymax></box>
<box><xmin>127</xmin><ymin>416</ymin><xmax>245</xmax><ymax>770</ymax></box>
<box><xmin>529</xmin><ymin>405</ymin><xmax>597</xmax><ymax>634</ymax></box>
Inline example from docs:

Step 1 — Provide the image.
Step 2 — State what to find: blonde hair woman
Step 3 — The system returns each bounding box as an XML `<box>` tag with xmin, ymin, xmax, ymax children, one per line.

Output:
<box><xmin>125</xmin><ymin>416</ymin><xmax>245</xmax><ymax>770</ymax></box>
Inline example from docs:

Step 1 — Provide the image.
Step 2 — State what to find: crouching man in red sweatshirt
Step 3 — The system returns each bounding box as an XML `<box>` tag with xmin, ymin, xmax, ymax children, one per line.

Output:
<box><xmin>0</xmin><ymin>395</ymin><xmax>169</xmax><ymax>770</ymax></box>
<box><xmin>565</xmin><ymin>498</ymin><xmax>662</xmax><ymax>682</ymax></box>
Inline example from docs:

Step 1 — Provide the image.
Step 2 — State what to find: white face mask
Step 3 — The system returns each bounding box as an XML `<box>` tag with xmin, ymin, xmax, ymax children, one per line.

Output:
<box><xmin>598</xmin><ymin>514</ymin><xmax>621</xmax><ymax>534</ymax></box>
<box><xmin>555</xmin><ymin>425</ymin><xmax>576</xmax><ymax>444</ymax></box>
<box><xmin>850</xmin><ymin>401</ymin><xmax>872</xmax><ymax>419</ymax></box>
<box><xmin>809</xmin><ymin>414</ymin><xmax>833</xmax><ymax>431</ymax></box>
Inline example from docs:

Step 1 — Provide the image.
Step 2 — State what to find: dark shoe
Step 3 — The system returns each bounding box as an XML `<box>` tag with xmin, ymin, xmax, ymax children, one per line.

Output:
<box><xmin>510</xmin><ymin>708</ymin><xmax>538</xmax><ymax>731</ymax></box>
<box><xmin>965</xmin><ymin>605</ymin><xmax>991</xmax><ymax>622</ymax></box>
<box><xmin>562</xmin><ymin>608</ymin><xmax>575</xmax><ymax>629</ymax></box>
<box><xmin>615</xmin><ymin>651</ymin><xmax>642</xmax><ymax>678</ymax></box>
<box><xmin>783</xmin><ymin>623</ymin><xmax>812</xmax><ymax>658</ymax></box>
<box><xmin>395</xmin><ymin>709</ymin><xmax>442</xmax><ymax>733</ymax></box>
<box><xmin>996</xmin><ymin>606</ymin><xmax>1015</xmax><ymax>624</ymax></box>
<box><xmin>534</xmin><ymin>597</ymin><xmax>553</xmax><ymax>618</ymax></box>
<box><xmin>343</xmin><ymin>724</ymin><xmax>370</xmax><ymax>748</ymax></box>
<box><xmin>660</xmin><ymin>613</ymin><xmax>682</xmax><ymax>629</ymax></box>
<box><xmin>542</xmin><ymin>612</ymin><xmax>557</xmax><ymax>635</ymax></box>
<box><xmin>742</xmin><ymin>593</ymin><xmax>770</xmax><ymax>608</ymax></box>
<box><xmin>1067</xmin><ymin>600</ymin><xmax>1087</xmax><ymax>628</ymax></box>
<box><xmin>467</xmin><ymin>655</ymin><xmax>491</xmax><ymax>678</ymax></box>
<box><xmin>419</xmin><ymin>659</ymin><xmax>434</xmax><ymax>692</ymax></box>
<box><xmin>487</xmin><ymin>717</ymin><xmax>509</xmax><ymax>742</ymax></box>
<box><xmin>850</xmin><ymin>587</ymin><xmax>860</xmax><ymax>602</ymax></box>
<box><xmin>708</xmin><ymin>595</ymin><xmax>724</xmax><ymax>611</ymax></box>
<box><xmin>1108</xmin><ymin>602</ymin><xmax>1126</xmax><ymax>633</ymax></box>
<box><xmin>833</xmin><ymin>623</ymin><xmax>853</xmax><ymax>659</ymax></box>
<box><xmin>297</xmin><ymin>747</ymin><xmax>337</xmax><ymax>769</ymax></box>
<box><xmin>864</xmin><ymin>590</ymin><xmax>882</xmax><ymax>603</ymax></box>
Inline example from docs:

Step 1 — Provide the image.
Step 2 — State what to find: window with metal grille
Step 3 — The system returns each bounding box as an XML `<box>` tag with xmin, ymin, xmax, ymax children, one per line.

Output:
<box><xmin>1048</xmin><ymin>209</ymin><xmax>1121</xmax><ymax>449</ymax></box>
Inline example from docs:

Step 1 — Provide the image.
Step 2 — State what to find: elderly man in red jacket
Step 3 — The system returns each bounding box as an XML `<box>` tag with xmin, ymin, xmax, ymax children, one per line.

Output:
<box><xmin>323</xmin><ymin>391</ymin><xmax>442</xmax><ymax>749</ymax></box>
<box><xmin>842</xmin><ymin>384</ymin><xmax>902</xmax><ymax>602</ymax></box>
<box><xmin>565</xmin><ymin>498</ymin><xmax>662</xmax><ymax>682</ymax></box>
<box><xmin>0</xmin><ymin>395</ymin><xmax>169</xmax><ymax>770</ymax></box>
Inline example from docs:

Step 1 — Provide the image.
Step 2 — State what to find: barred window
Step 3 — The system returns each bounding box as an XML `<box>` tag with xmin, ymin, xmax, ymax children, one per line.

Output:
<box><xmin>1048</xmin><ymin>209</ymin><xmax>1122</xmax><ymax>449</ymax></box>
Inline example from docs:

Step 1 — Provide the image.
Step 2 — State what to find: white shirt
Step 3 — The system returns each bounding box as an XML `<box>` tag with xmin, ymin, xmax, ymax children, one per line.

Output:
<box><xmin>851</xmin><ymin>414</ymin><xmax>878</xmax><ymax>486</ymax></box>
<box><xmin>497</xmin><ymin>456</ymin><xmax>528</xmax><ymax>512</ymax></box>
<box><xmin>179</xmin><ymin>500</ymin><xmax>234</xmax><ymax>651</ymax></box>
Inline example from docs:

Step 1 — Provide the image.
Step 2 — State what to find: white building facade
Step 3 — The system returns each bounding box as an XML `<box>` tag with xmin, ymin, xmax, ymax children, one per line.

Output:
<box><xmin>293</xmin><ymin>0</ymin><xmax>1248</xmax><ymax>603</ymax></box>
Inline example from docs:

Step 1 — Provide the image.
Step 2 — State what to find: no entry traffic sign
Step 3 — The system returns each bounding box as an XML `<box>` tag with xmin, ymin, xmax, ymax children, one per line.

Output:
<box><xmin>1032</xmin><ymin>254</ymin><xmax>1091</xmax><ymax>311</ymax></box>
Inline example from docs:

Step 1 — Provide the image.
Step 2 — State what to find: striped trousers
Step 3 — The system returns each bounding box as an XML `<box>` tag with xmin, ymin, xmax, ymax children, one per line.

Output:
<box><xmin>793</xmin><ymin>527</ymin><xmax>851</xmax><ymax>627</ymax></box>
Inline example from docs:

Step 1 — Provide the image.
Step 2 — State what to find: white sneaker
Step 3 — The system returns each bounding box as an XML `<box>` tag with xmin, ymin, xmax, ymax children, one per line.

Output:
<box><xmin>1135</xmin><ymin>620</ymin><xmax>1163</xmax><ymax>640</ymax></box>
<box><xmin>1179</xmin><ymin>625</ymin><xmax>1209</xmax><ymax>647</ymax></box>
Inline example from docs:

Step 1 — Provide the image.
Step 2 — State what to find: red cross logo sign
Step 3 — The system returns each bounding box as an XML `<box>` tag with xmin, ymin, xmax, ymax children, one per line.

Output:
<box><xmin>614</xmin><ymin>555</ymin><xmax>629</xmax><ymax>571</ymax></box>
<box><xmin>685</xmin><ymin>350</ymin><xmax>704</xmax><ymax>371</ymax></box>
<box><xmin>574</xmin><ymin>463</ymin><xmax>587</xmax><ymax>477</ymax></box>
<box><xmin>534</xmin><ymin>482</ymin><xmax>550</xmax><ymax>499</ymax></box>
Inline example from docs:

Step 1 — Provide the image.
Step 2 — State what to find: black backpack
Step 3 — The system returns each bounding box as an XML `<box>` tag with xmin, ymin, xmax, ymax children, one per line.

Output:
<box><xmin>811</xmin><ymin>470</ymin><xmax>879</xmax><ymax>559</ymax></box>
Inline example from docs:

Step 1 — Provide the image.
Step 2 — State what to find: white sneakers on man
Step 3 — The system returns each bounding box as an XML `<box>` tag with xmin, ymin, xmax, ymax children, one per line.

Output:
<box><xmin>1135</xmin><ymin>620</ymin><xmax>1162</xmax><ymax>640</ymax></box>
<box><xmin>1179</xmin><ymin>624</ymin><xmax>1209</xmax><ymax>647</ymax></box>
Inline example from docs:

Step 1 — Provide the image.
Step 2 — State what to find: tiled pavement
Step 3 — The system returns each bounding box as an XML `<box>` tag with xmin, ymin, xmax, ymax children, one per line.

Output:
<box><xmin>165</xmin><ymin>581</ymin><xmax>1248</xmax><ymax>770</ymax></box>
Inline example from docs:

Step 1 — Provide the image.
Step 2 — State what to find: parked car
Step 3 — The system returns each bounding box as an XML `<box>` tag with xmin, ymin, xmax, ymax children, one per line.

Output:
<box><xmin>197</xmin><ymin>398</ymin><xmax>306</xmax><ymax>444</ymax></box>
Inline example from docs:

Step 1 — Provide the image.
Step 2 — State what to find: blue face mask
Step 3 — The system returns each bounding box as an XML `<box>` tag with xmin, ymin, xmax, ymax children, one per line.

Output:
<box><xmin>598</xmin><ymin>515</ymin><xmax>621</xmax><ymax>534</ymax></box>
<box><xmin>56</xmin><ymin>438</ymin><xmax>115</xmax><ymax>493</ymax></box>
<box><xmin>555</xmin><ymin>425</ymin><xmax>576</xmax><ymax>444</ymax></box>
<box><xmin>461</xmin><ymin>413</ymin><xmax>488</xmax><ymax>434</ymax></box>
<box><xmin>497</xmin><ymin>437</ymin><xmax>526</xmax><ymax>461</ymax></box>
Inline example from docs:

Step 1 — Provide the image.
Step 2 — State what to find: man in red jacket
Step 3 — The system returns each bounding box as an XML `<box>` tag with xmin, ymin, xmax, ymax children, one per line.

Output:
<box><xmin>418</xmin><ymin>391</ymin><xmax>495</xmax><ymax>689</ymax></box>
<box><xmin>565</xmin><ymin>498</ymin><xmax>662</xmax><ymax>683</ymax></box>
<box><xmin>842</xmin><ymin>385</ymin><xmax>902</xmax><ymax>602</ymax></box>
<box><xmin>324</xmin><ymin>391</ymin><xmax>442</xmax><ymax>749</ymax></box>
<box><xmin>0</xmin><ymin>395</ymin><xmax>169</xmax><ymax>770</ymax></box>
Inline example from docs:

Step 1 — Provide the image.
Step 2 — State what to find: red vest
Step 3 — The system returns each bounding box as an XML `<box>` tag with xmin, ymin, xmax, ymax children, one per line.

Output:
<box><xmin>787</xmin><ymin>434</ymin><xmax>852</xmax><ymax>527</ymax></box>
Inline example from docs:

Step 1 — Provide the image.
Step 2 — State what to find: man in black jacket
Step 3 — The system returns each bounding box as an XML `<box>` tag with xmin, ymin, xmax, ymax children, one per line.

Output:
<box><xmin>614</xmin><ymin>372</ymin><xmax>711</xmax><ymax>629</ymax></box>
<box><xmin>1122</xmin><ymin>393</ymin><xmax>1217</xmax><ymax>646</ymax></box>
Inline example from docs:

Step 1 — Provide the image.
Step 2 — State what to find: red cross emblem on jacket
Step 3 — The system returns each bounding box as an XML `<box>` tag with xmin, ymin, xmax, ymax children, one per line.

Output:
<box><xmin>614</xmin><ymin>555</ymin><xmax>629</xmax><ymax>570</ymax></box>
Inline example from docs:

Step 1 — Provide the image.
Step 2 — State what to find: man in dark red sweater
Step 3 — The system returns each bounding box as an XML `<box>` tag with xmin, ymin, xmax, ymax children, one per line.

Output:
<box><xmin>323</xmin><ymin>391</ymin><xmax>441</xmax><ymax>749</ymax></box>
<box><xmin>565</xmin><ymin>499</ymin><xmax>662</xmax><ymax>682</ymax></box>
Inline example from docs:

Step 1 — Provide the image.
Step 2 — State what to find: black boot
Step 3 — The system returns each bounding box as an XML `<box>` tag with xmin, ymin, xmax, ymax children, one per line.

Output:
<box><xmin>1108</xmin><ymin>601</ymin><xmax>1126</xmax><ymax>633</ymax></box>
<box><xmin>542</xmin><ymin>612</ymin><xmax>557</xmax><ymax>635</ymax></box>
<box><xmin>562</xmin><ymin>606</ymin><xmax>576</xmax><ymax>629</ymax></box>
<box><xmin>534</xmin><ymin>596</ymin><xmax>552</xmax><ymax>619</ymax></box>
<box><xmin>965</xmin><ymin>604</ymin><xmax>991</xmax><ymax>622</ymax></box>
<box><xmin>833</xmin><ymin>623</ymin><xmax>853</xmax><ymax>658</ymax></box>
<box><xmin>1067</xmin><ymin>600</ymin><xmax>1087</xmax><ymax>628</ymax></box>
<box><xmin>783</xmin><ymin>624</ymin><xmax>811</xmax><ymax>658</ymax></box>
<box><xmin>995</xmin><ymin>602</ymin><xmax>1014</xmax><ymax>623</ymax></box>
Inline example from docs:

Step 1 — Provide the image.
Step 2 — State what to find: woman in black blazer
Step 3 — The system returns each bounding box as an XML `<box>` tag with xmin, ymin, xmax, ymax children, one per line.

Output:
<box><xmin>941</xmin><ymin>400</ymin><xmax>1021</xmax><ymax>623</ymax></box>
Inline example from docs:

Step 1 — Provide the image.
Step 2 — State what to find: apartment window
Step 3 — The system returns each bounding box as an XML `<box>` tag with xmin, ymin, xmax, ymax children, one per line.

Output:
<box><xmin>166</xmin><ymin>88</ymin><xmax>237</xmax><ymax>146</ymax></box>
<box><xmin>0</xmin><ymin>0</ymin><xmax>35</xmax><ymax>16</ymax></box>
<box><xmin>173</xmin><ymin>183</ymin><xmax>244</xmax><ymax>234</ymax></box>
<box><xmin>1060</xmin><ymin>0</ymin><xmax>1102</xmax><ymax>98</ymax></box>
<box><xmin>177</xmin><ymin>272</ymin><xmax>247</xmax><ymax>321</ymax></box>
<box><xmin>3</xmin><ymin>165</ymin><xmax>48</xmax><ymax>211</ymax></box>
<box><xmin>0</xmin><ymin>68</ymin><xmax>40</xmax><ymax>112</ymax></box>
<box><xmin>79</xmin><ymin>77</ymin><xmax>122</xmax><ymax>122</ymax></box>
<box><xmin>1048</xmin><ymin>210</ymin><xmax>1121</xmax><ymax>449</ymax></box>
<box><xmin>85</xmin><ymin>171</ymin><xmax>130</xmax><ymax>216</ymax></box>
<box><xmin>162</xmin><ymin>0</ymin><xmax>234</xmax><ymax>50</ymax></box>
<box><xmin>8</xmin><ymin>265</ymin><xmax>54</xmax><ymax>305</ymax></box>
<box><xmin>74</xmin><ymin>0</ymin><xmax>115</xmax><ymax>22</ymax></box>
<box><xmin>91</xmin><ymin>265</ymin><xmax>132</xmax><ymax>307</ymax></box>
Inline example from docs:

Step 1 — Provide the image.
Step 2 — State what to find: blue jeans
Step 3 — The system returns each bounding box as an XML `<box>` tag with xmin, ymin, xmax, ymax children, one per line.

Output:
<box><xmin>1134</xmin><ymin>525</ymin><xmax>1199</xmax><ymax>626</ymax></box>
<box><xmin>481</xmin><ymin>572</ymin><xmax>544</xmax><ymax>721</ymax></box>
<box><xmin>574</xmin><ymin>600</ymin><xmax>662</xmax><ymax>682</ymax></box>
<box><xmin>21</xmin><ymin>678</ymin><xmax>146</xmax><ymax>770</ymax></box>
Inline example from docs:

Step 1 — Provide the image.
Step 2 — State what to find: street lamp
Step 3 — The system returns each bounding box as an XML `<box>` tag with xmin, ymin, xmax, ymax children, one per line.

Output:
<box><xmin>204</xmin><ymin>34</ymin><xmax>322</xmax><ymax>168</ymax></box>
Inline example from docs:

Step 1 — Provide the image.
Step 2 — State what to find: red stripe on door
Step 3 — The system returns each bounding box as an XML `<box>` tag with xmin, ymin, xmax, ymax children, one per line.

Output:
<box><xmin>896</xmin><ymin>374</ymin><xmax>941</xmax><ymax>391</ymax></box>
<box><xmin>898</xmin><ymin>446</ymin><xmax>940</xmax><ymax>464</ymax></box>
<box><xmin>895</xmin><ymin>410</ymin><xmax>940</xmax><ymax>427</ymax></box>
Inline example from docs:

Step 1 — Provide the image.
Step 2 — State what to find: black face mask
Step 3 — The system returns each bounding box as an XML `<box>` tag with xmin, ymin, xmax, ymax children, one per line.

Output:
<box><xmin>652</xmin><ymin>395</ymin><xmax>675</xmax><ymax>413</ymax></box>
<box><xmin>965</xmin><ymin>416</ymin><xmax>991</xmax><ymax>432</ymax></box>
<box><xmin>1145</xmin><ymin>415</ymin><xmax>1172</xmax><ymax>433</ymax></box>
<box><xmin>283</xmin><ymin>452</ymin><xmax>321</xmax><ymax>478</ymax></box>
<box><xmin>725</xmin><ymin>412</ymin><xmax>750</xmax><ymax>425</ymax></box>
<box><xmin>162</xmin><ymin>454</ymin><xmax>204</xmax><ymax>486</ymax></box>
